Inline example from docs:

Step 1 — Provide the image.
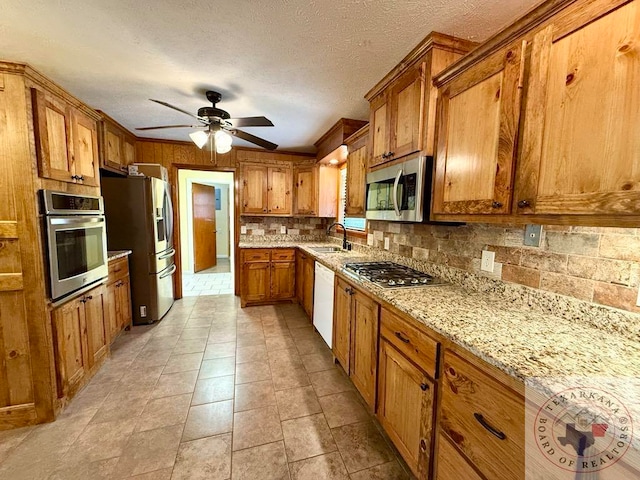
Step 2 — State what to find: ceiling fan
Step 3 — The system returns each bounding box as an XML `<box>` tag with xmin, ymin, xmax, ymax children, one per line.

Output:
<box><xmin>136</xmin><ymin>90</ymin><xmax>278</xmax><ymax>153</ymax></box>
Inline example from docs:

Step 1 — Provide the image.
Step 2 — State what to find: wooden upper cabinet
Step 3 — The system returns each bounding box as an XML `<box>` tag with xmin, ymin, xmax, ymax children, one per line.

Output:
<box><xmin>389</xmin><ymin>63</ymin><xmax>425</xmax><ymax>161</ymax></box>
<box><xmin>32</xmin><ymin>87</ymin><xmax>101</xmax><ymax>186</ymax></box>
<box><xmin>433</xmin><ymin>42</ymin><xmax>525</xmax><ymax>215</ymax></box>
<box><xmin>267</xmin><ymin>167</ymin><xmax>292</xmax><ymax>215</ymax></box>
<box><xmin>70</xmin><ymin>109</ymin><xmax>100</xmax><ymax>186</ymax></box>
<box><xmin>293</xmin><ymin>165</ymin><xmax>317</xmax><ymax>215</ymax></box>
<box><xmin>32</xmin><ymin>88</ymin><xmax>74</xmax><ymax>183</ymax></box>
<box><xmin>241</xmin><ymin>165</ymin><xmax>269</xmax><ymax>214</ymax></box>
<box><xmin>344</xmin><ymin>125</ymin><xmax>369</xmax><ymax>217</ymax></box>
<box><xmin>369</xmin><ymin>93</ymin><xmax>390</xmax><ymax>167</ymax></box>
<box><xmin>99</xmin><ymin>113</ymin><xmax>137</xmax><ymax>174</ymax></box>
<box><xmin>516</xmin><ymin>1</ymin><xmax>640</xmax><ymax>216</ymax></box>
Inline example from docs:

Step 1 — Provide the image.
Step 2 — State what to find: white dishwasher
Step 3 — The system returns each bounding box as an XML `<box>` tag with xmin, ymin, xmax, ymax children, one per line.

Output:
<box><xmin>313</xmin><ymin>262</ymin><xmax>335</xmax><ymax>348</ymax></box>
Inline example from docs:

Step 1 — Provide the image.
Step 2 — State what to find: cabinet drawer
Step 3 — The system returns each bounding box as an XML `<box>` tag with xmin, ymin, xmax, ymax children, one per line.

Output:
<box><xmin>242</xmin><ymin>249</ymin><xmax>271</xmax><ymax>262</ymax></box>
<box><xmin>440</xmin><ymin>350</ymin><xmax>524</xmax><ymax>480</ymax></box>
<box><xmin>108</xmin><ymin>258</ymin><xmax>129</xmax><ymax>282</ymax></box>
<box><xmin>380</xmin><ymin>308</ymin><xmax>439</xmax><ymax>378</ymax></box>
<box><xmin>271</xmin><ymin>249</ymin><xmax>295</xmax><ymax>262</ymax></box>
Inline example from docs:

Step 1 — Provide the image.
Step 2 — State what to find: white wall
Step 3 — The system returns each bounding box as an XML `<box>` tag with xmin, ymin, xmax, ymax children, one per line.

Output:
<box><xmin>212</xmin><ymin>183</ymin><xmax>230</xmax><ymax>257</ymax></box>
<box><xmin>178</xmin><ymin>169</ymin><xmax>235</xmax><ymax>275</ymax></box>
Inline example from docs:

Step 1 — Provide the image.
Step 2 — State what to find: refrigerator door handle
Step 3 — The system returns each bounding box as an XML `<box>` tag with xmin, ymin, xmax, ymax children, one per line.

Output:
<box><xmin>165</xmin><ymin>185</ymin><xmax>174</xmax><ymax>247</ymax></box>
<box><xmin>159</xmin><ymin>248</ymin><xmax>176</xmax><ymax>260</ymax></box>
<box><xmin>159</xmin><ymin>264</ymin><xmax>177</xmax><ymax>279</ymax></box>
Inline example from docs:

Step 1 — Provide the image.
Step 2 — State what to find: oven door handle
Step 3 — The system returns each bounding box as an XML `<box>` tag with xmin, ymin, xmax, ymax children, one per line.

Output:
<box><xmin>392</xmin><ymin>168</ymin><xmax>402</xmax><ymax>217</ymax></box>
<box><xmin>159</xmin><ymin>264</ymin><xmax>177</xmax><ymax>279</ymax></box>
<box><xmin>49</xmin><ymin>216</ymin><xmax>105</xmax><ymax>226</ymax></box>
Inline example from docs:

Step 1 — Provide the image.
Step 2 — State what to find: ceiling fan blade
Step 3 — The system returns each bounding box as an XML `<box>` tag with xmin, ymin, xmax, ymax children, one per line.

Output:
<box><xmin>228</xmin><ymin>116</ymin><xmax>274</xmax><ymax>128</ymax></box>
<box><xmin>229</xmin><ymin>128</ymin><xmax>278</xmax><ymax>151</ymax></box>
<box><xmin>135</xmin><ymin>124</ymin><xmax>204</xmax><ymax>131</ymax></box>
<box><xmin>149</xmin><ymin>99</ymin><xmax>209</xmax><ymax>123</ymax></box>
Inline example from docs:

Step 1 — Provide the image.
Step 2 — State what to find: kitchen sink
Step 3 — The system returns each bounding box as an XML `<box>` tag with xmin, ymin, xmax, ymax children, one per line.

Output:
<box><xmin>309</xmin><ymin>246</ymin><xmax>344</xmax><ymax>253</ymax></box>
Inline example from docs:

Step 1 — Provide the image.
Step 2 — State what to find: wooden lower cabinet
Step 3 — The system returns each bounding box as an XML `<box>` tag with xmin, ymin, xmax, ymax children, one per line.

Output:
<box><xmin>241</xmin><ymin>248</ymin><xmax>298</xmax><ymax>307</ymax></box>
<box><xmin>105</xmin><ymin>257</ymin><xmax>132</xmax><ymax>343</ymax></box>
<box><xmin>378</xmin><ymin>339</ymin><xmax>435</xmax><ymax>479</ymax></box>
<box><xmin>302</xmin><ymin>254</ymin><xmax>314</xmax><ymax>318</ymax></box>
<box><xmin>439</xmin><ymin>350</ymin><xmax>524</xmax><ymax>480</ymax></box>
<box><xmin>332</xmin><ymin>277</ymin><xmax>379</xmax><ymax>408</ymax></box>
<box><xmin>51</xmin><ymin>284</ymin><xmax>108</xmax><ymax>400</ymax></box>
<box><xmin>436</xmin><ymin>433</ymin><xmax>484</xmax><ymax>480</ymax></box>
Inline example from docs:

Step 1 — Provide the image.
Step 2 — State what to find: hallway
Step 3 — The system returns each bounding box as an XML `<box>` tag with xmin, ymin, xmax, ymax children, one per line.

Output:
<box><xmin>0</xmin><ymin>296</ymin><xmax>410</xmax><ymax>479</ymax></box>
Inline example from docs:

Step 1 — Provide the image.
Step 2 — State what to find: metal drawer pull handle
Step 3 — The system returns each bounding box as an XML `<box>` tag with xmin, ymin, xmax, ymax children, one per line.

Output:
<box><xmin>474</xmin><ymin>413</ymin><xmax>506</xmax><ymax>440</ymax></box>
<box><xmin>394</xmin><ymin>331</ymin><xmax>410</xmax><ymax>343</ymax></box>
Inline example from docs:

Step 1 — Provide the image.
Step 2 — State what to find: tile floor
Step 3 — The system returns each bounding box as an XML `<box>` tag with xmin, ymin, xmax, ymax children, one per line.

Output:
<box><xmin>0</xmin><ymin>296</ymin><xmax>411</xmax><ymax>480</ymax></box>
<box><xmin>182</xmin><ymin>259</ymin><xmax>233</xmax><ymax>296</ymax></box>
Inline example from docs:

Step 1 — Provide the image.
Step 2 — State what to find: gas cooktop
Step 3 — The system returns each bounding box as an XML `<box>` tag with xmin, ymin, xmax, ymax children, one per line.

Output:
<box><xmin>343</xmin><ymin>262</ymin><xmax>447</xmax><ymax>288</ymax></box>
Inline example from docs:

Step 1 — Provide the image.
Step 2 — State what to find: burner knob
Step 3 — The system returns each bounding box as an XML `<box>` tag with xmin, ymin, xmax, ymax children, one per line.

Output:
<box><xmin>411</xmin><ymin>279</ymin><xmax>419</xmax><ymax>284</ymax></box>
<box><xmin>421</xmin><ymin>278</ymin><xmax>428</xmax><ymax>283</ymax></box>
<box><xmin>388</xmin><ymin>280</ymin><xmax>396</xmax><ymax>286</ymax></box>
<box><xmin>397</xmin><ymin>280</ymin><xmax>405</xmax><ymax>285</ymax></box>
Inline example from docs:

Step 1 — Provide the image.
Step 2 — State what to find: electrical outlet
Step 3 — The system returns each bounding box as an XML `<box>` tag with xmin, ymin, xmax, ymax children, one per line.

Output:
<box><xmin>481</xmin><ymin>250</ymin><xmax>495</xmax><ymax>272</ymax></box>
<box><xmin>367</xmin><ymin>233</ymin><xmax>374</xmax><ymax>246</ymax></box>
<box><xmin>280</xmin><ymin>226</ymin><xmax>287</xmax><ymax>234</ymax></box>
<box><xmin>140</xmin><ymin>305</ymin><xmax>147</xmax><ymax>318</ymax></box>
<box><xmin>240</xmin><ymin>226</ymin><xmax>247</xmax><ymax>234</ymax></box>
<box><xmin>384</xmin><ymin>237</ymin><xmax>390</xmax><ymax>250</ymax></box>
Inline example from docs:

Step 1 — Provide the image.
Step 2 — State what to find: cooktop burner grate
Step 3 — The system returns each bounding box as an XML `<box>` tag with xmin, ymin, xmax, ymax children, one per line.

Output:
<box><xmin>343</xmin><ymin>261</ymin><xmax>447</xmax><ymax>288</ymax></box>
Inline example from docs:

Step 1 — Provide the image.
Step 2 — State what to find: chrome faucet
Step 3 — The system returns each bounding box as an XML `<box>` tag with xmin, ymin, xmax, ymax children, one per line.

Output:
<box><xmin>326</xmin><ymin>222</ymin><xmax>350</xmax><ymax>250</ymax></box>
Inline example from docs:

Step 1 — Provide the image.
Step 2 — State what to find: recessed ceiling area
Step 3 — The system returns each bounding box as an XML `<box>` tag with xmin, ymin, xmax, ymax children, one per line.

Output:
<box><xmin>0</xmin><ymin>0</ymin><xmax>542</xmax><ymax>152</ymax></box>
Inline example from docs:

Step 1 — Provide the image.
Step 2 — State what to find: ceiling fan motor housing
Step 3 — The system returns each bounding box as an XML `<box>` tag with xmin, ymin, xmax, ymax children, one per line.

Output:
<box><xmin>198</xmin><ymin>106</ymin><xmax>230</xmax><ymax>120</ymax></box>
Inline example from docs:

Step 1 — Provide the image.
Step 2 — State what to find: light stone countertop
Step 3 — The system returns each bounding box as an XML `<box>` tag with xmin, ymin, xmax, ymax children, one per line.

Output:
<box><xmin>239</xmin><ymin>241</ymin><xmax>640</xmax><ymax>382</ymax></box>
<box><xmin>107</xmin><ymin>250</ymin><xmax>132</xmax><ymax>262</ymax></box>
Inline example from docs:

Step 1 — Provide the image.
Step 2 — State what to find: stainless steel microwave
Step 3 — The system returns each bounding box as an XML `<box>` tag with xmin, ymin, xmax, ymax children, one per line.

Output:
<box><xmin>366</xmin><ymin>155</ymin><xmax>432</xmax><ymax>222</ymax></box>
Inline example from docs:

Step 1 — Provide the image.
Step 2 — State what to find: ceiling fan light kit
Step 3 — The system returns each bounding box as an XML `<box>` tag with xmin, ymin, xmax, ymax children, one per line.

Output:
<box><xmin>138</xmin><ymin>90</ymin><xmax>278</xmax><ymax>152</ymax></box>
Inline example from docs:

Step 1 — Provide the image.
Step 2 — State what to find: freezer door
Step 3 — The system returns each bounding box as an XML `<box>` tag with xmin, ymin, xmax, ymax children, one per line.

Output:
<box><xmin>151</xmin><ymin>263</ymin><xmax>176</xmax><ymax>321</ymax></box>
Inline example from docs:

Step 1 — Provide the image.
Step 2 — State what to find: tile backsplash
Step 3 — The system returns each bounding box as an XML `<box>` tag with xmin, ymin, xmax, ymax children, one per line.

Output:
<box><xmin>240</xmin><ymin>216</ymin><xmax>330</xmax><ymax>241</ymax></box>
<box><xmin>340</xmin><ymin>221</ymin><xmax>640</xmax><ymax>315</ymax></box>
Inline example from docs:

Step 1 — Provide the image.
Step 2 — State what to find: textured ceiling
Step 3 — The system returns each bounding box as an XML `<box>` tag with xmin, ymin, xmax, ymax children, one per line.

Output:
<box><xmin>0</xmin><ymin>0</ymin><xmax>541</xmax><ymax>152</ymax></box>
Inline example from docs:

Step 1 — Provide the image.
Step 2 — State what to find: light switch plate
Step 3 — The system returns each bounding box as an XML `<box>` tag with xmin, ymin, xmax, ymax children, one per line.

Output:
<box><xmin>481</xmin><ymin>250</ymin><xmax>495</xmax><ymax>272</ymax></box>
<box><xmin>367</xmin><ymin>233</ymin><xmax>374</xmax><ymax>246</ymax></box>
<box><xmin>240</xmin><ymin>226</ymin><xmax>247</xmax><ymax>234</ymax></box>
<box><xmin>280</xmin><ymin>226</ymin><xmax>287</xmax><ymax>234</ymax></box>
<box><xmin>384</xmin><ymin>237</ymin><xmax>390</xmax><ymax>250</ymax></box>
<box><xmin>524</xmin><ymin>224</ymin><xmax>543</xmax><ymax>247</ymax></box>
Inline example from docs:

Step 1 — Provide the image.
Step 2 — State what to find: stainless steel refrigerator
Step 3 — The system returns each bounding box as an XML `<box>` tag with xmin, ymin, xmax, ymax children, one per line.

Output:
<box><xmin>102</xmin><ymin>176</ymin><xmax>175</xmax><ymax>324</ymax></box>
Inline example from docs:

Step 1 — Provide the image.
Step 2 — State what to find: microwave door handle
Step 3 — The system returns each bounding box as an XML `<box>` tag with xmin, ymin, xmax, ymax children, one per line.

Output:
<box><xmin>392</xmin><ymin>169</ymin><xmax>402</xmax><ymax>216</ymax></box>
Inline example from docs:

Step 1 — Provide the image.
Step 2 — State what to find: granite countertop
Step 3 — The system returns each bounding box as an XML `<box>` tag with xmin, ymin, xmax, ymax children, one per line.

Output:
<box><xmin>107</xmin><ymin>250</ymin><xmax>132</xmax><ymax>262</ymax></box>
<box><xmin>239</xmin><ymin>241</ymin><xmax>640</xmax><ymax>382</ymax></box>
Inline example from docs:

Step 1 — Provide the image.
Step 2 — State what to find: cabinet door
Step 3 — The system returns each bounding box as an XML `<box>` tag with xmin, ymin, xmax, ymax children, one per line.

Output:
<box><xmin>51</xmin><ymin>298</ymin><xmax>87</xmax><ymax>398</ymax></box>
<box><xmin>516</xmin><ymin>2</ymin><xmax>640</xmax><ymax>216</ymax></box>
<box><xmin>378</xmin><ymin>340</ymin><xmax>435</xmax><ymax>479</ymax></box>
<box><xmin>242</xmin><ymin>165</ymin><xmax>269</xmax><ymax>214</ymax></box>
<box><xmin>433</xmin><ymin>42</ymin><xmax>525</xmax><ymax>215</ymax></box>
<box><xmin>271</xmin><ymin>261</ymin><xmax>296</xmax><ymax>300</ymax></box>
<box><xmin>103</xmin><ymin>123</ymin><xmax>124</xmax><ymax>170</ymax></box>
<box><xmin>71</xmin><ymin>109</ymin><xmax>100</xmax><ymax>186</ymax></box>
<box><xmin>345</xmin><ymin>143</ymin><xmax>368</xmax><ymax>216</ymax></box>
<box><xmin>303</xmin><ymin>257</ymin><xmax>314</xmax><ymax>318</ymax></box>
<box><xmin>31</xmin><ymin>88</ymin><xmax>75</xmax><ymax>184</ymax></box>
<box><xmin>389</xmin><ymin>63</ymin><xmax>425</xmax><ymax>161</ymax></box>
<box><xmin>293</xmin><ymin>166</ymin><xmax>317</xmax><ymax>215</ymax></box>
<box><xmin>123</xmin><ymin>136</ymin><xmax>136</xmax><ymax>167</ymax></box>
<box><xmin>333</xmin><ymin>277</ymin><xmax>352</xmax><ymax>374</ymax></box>
<box><xmin>105</xmin><ymin>281</ymin><xmax>119</xmax><ymax>342</ymax></box>
<box><xmin>369</xmin><ymin>93</ymin><xmax>389</xmax><ymax>168</ymax></box>
<box><xmin>268</xmin><ymin>167</ymin><xmax>292</xmax><ymax>215</ymax></box>
<box><xmin>349</xmin><ymin>289</ymin><xmax>379</xmax><ymax>408</ymax></box>
<box><xmin>117</xmin><ymin>276</ymin><xmax>132</xmax><ymax>331</ymax></box>
<box><xmin>84</xmin><ymin>287</ymin><xmax>108</xmax><ymax>368</ymax></box>
<box><xmin>295</xmin><ymin>250</ymin><xmax>305</xmax><ymax>304</ymax></box>
<box><xmin>242</xmin><ymin>262</ymin><xmax>270</xmax><ymax>304</ymax></box>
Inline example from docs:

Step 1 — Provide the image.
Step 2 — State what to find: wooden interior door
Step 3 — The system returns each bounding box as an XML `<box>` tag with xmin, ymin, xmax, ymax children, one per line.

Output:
<box><xmin>516</xmin><ymin>2</ymin><xmax>640</xmax><ymax>215</ymax></box>
<box><xmin>349</xmin><ymin>289</ymin><xmax>379</xmax><ymax>408</ymax></box>
<box><xmin>433</xmin><ymin>42</ymin><xmax>524</xmax><ymax>215</ymax></box>
<box><xmin>192</xmin><ymin>183</ymin><xmax>217</xmax><ymax>273</ymax></box>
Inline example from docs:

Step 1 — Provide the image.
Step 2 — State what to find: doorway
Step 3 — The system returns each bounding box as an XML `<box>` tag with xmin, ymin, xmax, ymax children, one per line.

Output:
<box><xmin>178</xmin><ymin>169</ymin><xmax>235</xmax><ymax>296</ymax></box>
